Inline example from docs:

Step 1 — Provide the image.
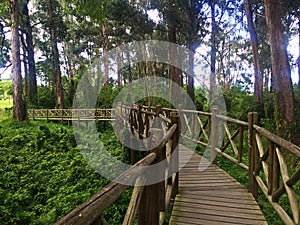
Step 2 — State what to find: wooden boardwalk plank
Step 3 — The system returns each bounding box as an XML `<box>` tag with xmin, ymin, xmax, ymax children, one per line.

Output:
<box><xmin>169</xmin><ymin>145</ymin><xmax>267</xmax><ymax>225</ymax></box>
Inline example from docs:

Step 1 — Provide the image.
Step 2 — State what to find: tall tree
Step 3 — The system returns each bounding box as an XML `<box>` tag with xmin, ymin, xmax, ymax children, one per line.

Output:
<box><xmin>210</xmin><ymin>1</ymin><xmax>217</xmax><ymax>100</ymax></box>
<box><xmin>264</xmin><ymin>0</ymin><xmax>296</xmax><ymax>136</ymax></box>
<box><xmin>21</xmin><ymin>0</ymin><xmax>38</xmax><ymax>106</ymax></box>
<box><xmin>244</xmin><ymin>0</ymin><xmax>263</xmax><ymax>102</ymax></box>
<box><xmin>46</xmin><ymin>0</ymin><xmax>64</xmax><ymax>109</ymax></box>
<box><xmin>298</xmin><ymin>20</ymin><xmax>300</xmax><ymax>88</ymax></box>
<box><xmin>9</xmin><ymin>0</ymin><xmax>26</xmax><ymax>121</ymax></box>
<box><xmin>166</xmin><ymin>0</ymin><xmax>182</xmax><ymax>103</ymax></box>
<box><xmin>178</xmin><ymin>0</ymin><xmax>206</xmax><ymax>102</ymax></box>
<box><xmin>102</xmin><ymin>19</ymin><xmax>109</xmax><ymax>86</ymax></box>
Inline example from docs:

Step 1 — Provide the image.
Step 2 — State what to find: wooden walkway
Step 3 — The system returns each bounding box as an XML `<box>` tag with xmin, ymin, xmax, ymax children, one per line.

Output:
<box><xmin>169</xmin><ymin>145</ymin><xmax>267</xmax><ymax>225</ymax></box>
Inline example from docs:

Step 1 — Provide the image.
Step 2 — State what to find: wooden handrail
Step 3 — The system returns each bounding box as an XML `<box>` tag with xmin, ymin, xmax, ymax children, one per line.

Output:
<box><xmin>55</xmin><ymin>152</ymin><xmax>157</xmax><ymax>225</ymax></box>
<box><xmin>253</xmin><ymin>125</ymin><xmax>300</xmax><ymax>157</ymax></box>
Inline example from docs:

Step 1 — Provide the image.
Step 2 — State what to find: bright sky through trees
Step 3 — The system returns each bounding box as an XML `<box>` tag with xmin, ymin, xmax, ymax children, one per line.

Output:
<box><xmin>1</xmin><ymin>5</ymin><xmax>299</xmax><ymax>85</ymax></box>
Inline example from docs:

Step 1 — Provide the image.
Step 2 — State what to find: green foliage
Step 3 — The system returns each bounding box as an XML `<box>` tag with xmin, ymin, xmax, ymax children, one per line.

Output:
<box><xmin>0</xmin><ymin>80</ymin><xmax>12</xmax><ymax>99</ymax></box>
<box><xmin>194</xmin><ymin>87</ymin><xmax>208</xmax><ymax>111</ymax></box>
<box><xmin>97</xmin><ymin>85</ymin><xmax>121</xmax><ymax>108</ymax></box>
<box><xmin>0</xmin><ymin>99</ymin><xmax>13</xmax><ymax>120</ymax></box>
<box><xmin>37</xmin><ymin>85</ymin><xmax>56</xmax><ymax>109</ymax></box>
<box><xmin>223</xmin><ymin>86</ymin><xmax>257</xmax><ymax>121</ymax></box>
<box><xmin>0</xmin><ymin>120</ymin><xmax>129</xmax><ymax>225</ymax></box>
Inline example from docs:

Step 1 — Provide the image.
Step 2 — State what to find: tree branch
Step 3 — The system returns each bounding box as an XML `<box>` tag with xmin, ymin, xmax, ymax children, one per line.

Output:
<box><xmin>0</xmin><ymin>63</ymin><xmax>12</xmax><ymax>77</ymax></box>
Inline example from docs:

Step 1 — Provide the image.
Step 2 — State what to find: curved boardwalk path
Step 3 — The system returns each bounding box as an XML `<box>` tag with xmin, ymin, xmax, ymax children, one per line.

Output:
<box><xmin>169</xmin><ymin>145</ymin><xmax>267</xmax><ymax>225</ymax></box>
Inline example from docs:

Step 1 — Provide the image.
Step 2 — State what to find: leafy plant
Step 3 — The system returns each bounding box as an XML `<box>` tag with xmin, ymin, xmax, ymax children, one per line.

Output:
<box><xmin>0</xmin><ymin>119</ymin><xmax>129</xmax><ymax>225</ymax></box>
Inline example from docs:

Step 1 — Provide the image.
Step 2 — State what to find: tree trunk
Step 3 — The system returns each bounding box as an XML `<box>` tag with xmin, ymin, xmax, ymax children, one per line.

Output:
<box><xmin>102</xmin><ymin>20</ymin><xmax>109</xmax><ymax>86</ymax></box>
<box><xmin>46</xmin><ymin>0</ymin><xmax>64</xmax><ymax>109</ymax></box>
<box><xmin>187</xmin><ymin>45</ymin><xmax>195</xmax><ymax>102</ymax></box>
<box><xmin>210</xmin><ymin>2</ymin><xmax>217</xmax><ymax>100</ymax></box>
<box><xmin>22</xmin><ymin>39</ymin><xmax>29</xmax><ymax>98</ymax></box>
<box><xmin>264</xmin><ymin>0</ymin><xmax>296</xmax><ymax>136</ymax></box>
<box><xmin>125</xmin><ymin>45</ymin><xmax>132</xmax><ymax>83</ymax></box>
<box><xmin>244</xmin><ymin>0</ymin><xmax>263</xmax><ymax>103</ymax></box>
<box><xmin>10</xmin><ymin>0</ymin><xmax>26</xmax><ymax>121</ymax></box>
<box><xmin>116</xmin><ymin>40</ymin><xmax>122</xmax><ymax>86</ymax></box>
<box><xmin>298</xmin><ymin>19</ymin><xmax>300</xmax><ymax>88</ymax></box>
<box><xmin>167</xmin><ymin>0</ymin><xmax>182</xmax><ymax>104</ymax></box>
<box><xmin>23</xmin><ymin>0</ymin><xmax>38</xmax><ymax>107</ymax></box>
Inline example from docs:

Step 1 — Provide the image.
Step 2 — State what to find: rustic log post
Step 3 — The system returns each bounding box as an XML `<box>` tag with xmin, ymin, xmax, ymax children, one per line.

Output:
<box><xmin>192</xmin><ymin>112</ymin><xmax>195</xmax><ymax>140</ymax></box>
<box><xmin>91</xmin><ymin>216</ymin><xmax>103</xmax><ymax>225</ymax></box>
<box><xmin>268</xmin><ymin>141</ymin><xmax>279</xmax><ymax>199</ymax></box>
<box><xmin>129</xmin><ymin>108</ymin><xmax>134</xmax><ymax>134</ymax></box>
<box><xmin>145</xmin><ymin>113</ymin><xmax>149</xmax><ymax>138</ymax></box>
<box><xmin>211</xmin><ymin>107</ymin><xmax>219</xmax><ymax>164</ymax></box>
<box><xmin>158</xmin><ymin>145</ymin><xmax>166</xmax><ymax>213</ymax></box>
<box><xmin>138</xmin><ymin>105</ymin><xmax>143</xmax><ymax>140</ymax></box>
<box><xmin>169</xmin><ymin>112</ymin><xmax>180</xmax><ymax>197</ymax></box>
<box><xmin>248</xmin><ymin>112</ymin><xmax>259</xmax><ymax>199</ymax></box>
<box><xmin>130</xmin><ymin>135</ymin><xmax>135</xmax><ymax>165</ymax></box>
<box><xmin>238</xmin><ymin>125</ymin><xmax>244</xmax><ymax>163</ymax></box>
<box><xmin>138</xmin><ymin>149</ymin><xmax>162</xmax><ymax>225</ymax></box>
<box><xmin>155</xmin><ymin>105</ymin><xmax>163</xmax><ymax>129</ymax></box>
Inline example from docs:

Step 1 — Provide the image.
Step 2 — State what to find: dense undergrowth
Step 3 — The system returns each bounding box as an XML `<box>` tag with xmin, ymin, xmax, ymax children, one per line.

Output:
<box><xmin>0</xmin><ymin>120</ymin><xmax>130</xmax><ymax>225</ymax></box>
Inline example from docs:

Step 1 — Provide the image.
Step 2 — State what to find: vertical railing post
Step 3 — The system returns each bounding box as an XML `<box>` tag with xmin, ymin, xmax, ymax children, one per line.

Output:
<box><xmin>248</xmin><ymin>112</ymin><xmax>258</xmax><ymax>199</ymax></box>
<box><xmin>269</xmin><ymin>141</ymin><xmax>279</xmax><ymax>199</ymax></box>
<box><xmin>138</xmin><ymin>146</ymin><xmax>162</xmax><ymax>225</ymax></box>
<box><xmin>137</xmin><ymin>105</ymin><xmax>145</xmax><ymax>159</ymax></box>
<box><xmin>138</xmin><ymin>105</ymin><xmax>143</xmax><ymax>140</ymax></box>
<box><xmin>46</xmin><ymin>109</ymin><xmax>49</xmax><ymax>121</ymax></box>
<box><xmin>32</xmin><ymin>109</ymin><xmax>35</xmax><ymax>120</ymax></box>
<box><xmin>170</xmin><ymin>112</ymin><xmax>180</xmax><ymax>197</ymax></box>
<box><xmin>238</xmin><ymin>125</ymin><xmax>244</xmax><ymax>163</ymax></box>
<box><xmin>130</xmin><ymin>135</ymin><xmax>135</xmax><ymax>165</ymax></box>
<box><xmin>155</xmin><ymin>105</ymin><xmax>162</xmax><ymax>129</ymax></box>
<box><xmin>211</xmin><ymin>107</ymin><xmax>219</xmax><ymax>164</ymax></box>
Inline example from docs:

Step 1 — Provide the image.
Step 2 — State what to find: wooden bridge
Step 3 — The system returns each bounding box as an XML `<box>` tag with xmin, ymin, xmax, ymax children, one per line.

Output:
<box><xmin>28</xmin><ymin>108</ymin><xmax>115</xmax><ymax>121</ymax></box>
<box><xmin>29</xmin><ymin>105</ymin><xmax>300</xmax><ymax>225</ymax></box>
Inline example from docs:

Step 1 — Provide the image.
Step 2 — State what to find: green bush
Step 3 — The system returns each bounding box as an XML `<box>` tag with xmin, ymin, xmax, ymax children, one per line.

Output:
<box><xmin>0</xmin><ymin>120</ymin><xmax>129</xmax><ymax>225</ymax></box>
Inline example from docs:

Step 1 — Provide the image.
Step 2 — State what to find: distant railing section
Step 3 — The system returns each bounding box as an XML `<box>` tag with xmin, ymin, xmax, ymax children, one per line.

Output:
<box><xmin>28</xmin><ymin>108</ymin><xmax>115</xmax><ymax>121</ymax></box>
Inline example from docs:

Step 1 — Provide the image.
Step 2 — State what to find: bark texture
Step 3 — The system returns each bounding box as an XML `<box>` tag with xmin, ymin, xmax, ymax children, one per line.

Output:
<box><xmin>244</xmin><ymin>0</ymin><xmax>263</xmax><ymax>102</ymax></box>
<box><xmin>10</xmin><ymin>0</ymin><xmax>26</xmax><ymax>121</ymax></box>
<box><xmin>46</xmin><ymin>0</ymin><xmax>64</xmax><ymax>109</ymax></box>
<box><xmin>264</xmin><ymin>0</ymin><xmax>296</xmax><ymax>135</ymax></box>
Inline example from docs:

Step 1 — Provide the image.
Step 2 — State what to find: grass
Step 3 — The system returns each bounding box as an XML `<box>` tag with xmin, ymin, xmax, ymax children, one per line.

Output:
<box><xmin>0</xmin><ymin>98</ymin><xmax>13</xmax><ymax>110</ymax></box>
<box><xmin>0</xmin><ymin>99</ymin><xmax>13</xmax><ymax>121</ymax></box>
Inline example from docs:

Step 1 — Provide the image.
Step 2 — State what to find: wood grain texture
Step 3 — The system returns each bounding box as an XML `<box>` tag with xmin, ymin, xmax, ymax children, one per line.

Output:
<box><xmin>169</xmin><ymin>145</ymin><xmax>267</xmax><ymax>225</ymax></box>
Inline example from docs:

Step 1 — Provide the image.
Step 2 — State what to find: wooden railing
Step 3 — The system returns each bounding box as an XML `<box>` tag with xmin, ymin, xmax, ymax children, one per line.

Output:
<box><xmin>33</xmin><ymin>105</ymin><xmax>299</xmax><ymax>225</ymax></box>
<box><xmin>54</xmin><ymin>104</ymin><xmax>180</xmax><ymax>225</ymax></box>
<box><xmin>176</xmin><ymin>108</ymin><xmax>300</xmax><ymax>225</ymax></box>
<box><xmin>252</xmin><ymin>120</ymin><xmax>300</xmax><ymax>225</ymax></box>
<box><xmin>28</xmin><ymin>108</ymin><xmax>115</xmax><ymax>121</ymax></box>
